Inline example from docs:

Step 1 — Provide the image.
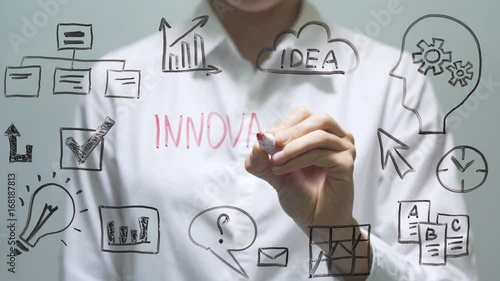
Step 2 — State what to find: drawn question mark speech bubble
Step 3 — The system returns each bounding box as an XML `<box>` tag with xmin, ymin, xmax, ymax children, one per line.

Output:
<box><xmin>217</xmin><ymin>213</ymin><xmax>230</xmax><ymax>244</ymax></box>
<box><xmin>188</xmin><ymin>206</ymin><xmax>257</xmax><ymax>279</ymax></box>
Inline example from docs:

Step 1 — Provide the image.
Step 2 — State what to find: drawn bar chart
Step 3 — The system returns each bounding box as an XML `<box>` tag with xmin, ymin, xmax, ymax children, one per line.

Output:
<box><xmin>99</xmin><ymin>205</ymin><xmax>160</xmax><ymax>254</ymax></box>
<box><xmin>107</xmin><ymin>216</ymin><xmax>150</xmax><ymax>246</ymax></box>
<box><xmin>159</xmin><ymin>16</ymin><xmax>221</xmax><ymax>75</ymax></box>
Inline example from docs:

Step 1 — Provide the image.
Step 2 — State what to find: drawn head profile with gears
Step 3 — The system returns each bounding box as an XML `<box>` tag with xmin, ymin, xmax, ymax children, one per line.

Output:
<box><xmin>391</xmin><ymin>15</ymin><xmax>482</xmax><ymax>134</ymax></box>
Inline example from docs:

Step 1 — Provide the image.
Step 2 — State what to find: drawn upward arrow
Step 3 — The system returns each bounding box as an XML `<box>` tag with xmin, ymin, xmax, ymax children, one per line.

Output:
<box><xmin>4</xmin><ymin>124</ymin><xmax>33</xmax><ymax>163</ymax></box>
<box><xmin>159</xmin><ymin>17</ymin><xmax>172</xmax><ymax>72</ymax></box>
<box><xmin>377</xmin><ymin>128</ymin><xmax>414</xmax><ymax>179</ymax></box>
<box><xmin>159</xmin><ymin>16</ymin><xmax>221</xmax><ymax>76</ymax></box>
<box><xmin>169</xmin><ymin>15</ymin><xmax>209</xmax><ymax>48</ymax></box>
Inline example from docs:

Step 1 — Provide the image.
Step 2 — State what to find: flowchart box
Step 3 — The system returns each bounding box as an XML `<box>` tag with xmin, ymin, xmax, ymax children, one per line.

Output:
<box><xmin>57</xmin><ymin>23</ymin><xmax>93</xmax><ymax>50</ymax></box>
<box><xmin>53</xmin><ymin>67</ymin><xmax>91</xmax><ymax>95</ymax></box>
<box><xmin>105</xmin><ymin>70</ymin><xmax>141</xmax><ymax>99</ymax></box>
<box><xmin>4</xmin><ymin>66</ymin><xmax>41</xmax><ymax>98</ymax></box>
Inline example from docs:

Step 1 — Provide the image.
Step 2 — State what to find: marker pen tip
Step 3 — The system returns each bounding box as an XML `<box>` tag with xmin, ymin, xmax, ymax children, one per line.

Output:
<box><xmin>256</xmin><ymin>132</ymin><xmax>265</xmax><ymax>140</ymax></box>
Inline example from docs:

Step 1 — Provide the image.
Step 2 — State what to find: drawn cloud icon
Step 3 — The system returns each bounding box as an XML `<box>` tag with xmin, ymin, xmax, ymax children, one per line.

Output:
<box><xmin>256</xmin><ymin>21</ymin><xmax>359</xmax><ymax>75</ymax></box>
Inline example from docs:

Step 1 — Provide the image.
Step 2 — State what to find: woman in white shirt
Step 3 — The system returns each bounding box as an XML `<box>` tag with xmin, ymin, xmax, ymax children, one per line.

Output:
<box><xmin>61</xmin><ymin>0</ymin><xmax>478</xmax><ymax>280</ymax></box>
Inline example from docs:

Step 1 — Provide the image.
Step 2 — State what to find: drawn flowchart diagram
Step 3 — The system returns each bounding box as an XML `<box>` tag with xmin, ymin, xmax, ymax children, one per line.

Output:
<box><xmin>5</xmin><ymin>23</ymin><xmax>141</xmax><ymax>99</ymax></box>
<box><xmin>398</xmin><ymin>200</ymin><xmax>470</xmax><ymax>266</ymax></box>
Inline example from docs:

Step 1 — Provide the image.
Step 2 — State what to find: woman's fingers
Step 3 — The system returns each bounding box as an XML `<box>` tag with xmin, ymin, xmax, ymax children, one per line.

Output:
<box><xmin>272</xmin><ymin>129</ymin><xmax>353</xmax><ymax>165</ymax></box>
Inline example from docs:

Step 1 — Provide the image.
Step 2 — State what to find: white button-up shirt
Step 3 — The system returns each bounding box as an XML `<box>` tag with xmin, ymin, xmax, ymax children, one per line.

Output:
<box><xmin>61</xmin><ymin>1</ymin><xmax>478</xmax><ymax>280</ymax></box>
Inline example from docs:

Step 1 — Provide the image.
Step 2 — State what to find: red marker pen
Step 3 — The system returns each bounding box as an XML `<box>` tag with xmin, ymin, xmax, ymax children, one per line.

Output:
<box><xmin>256</xmin><ymin>132</ymin><xmax>277</xmax><ymax>155</ymax></box>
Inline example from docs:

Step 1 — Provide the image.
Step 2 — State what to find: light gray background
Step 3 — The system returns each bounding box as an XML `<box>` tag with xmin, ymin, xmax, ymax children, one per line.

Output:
<box><xmin>0</xmin><ymin>0</ymin><xmax>498</xmax><ymax>280</ymax></box>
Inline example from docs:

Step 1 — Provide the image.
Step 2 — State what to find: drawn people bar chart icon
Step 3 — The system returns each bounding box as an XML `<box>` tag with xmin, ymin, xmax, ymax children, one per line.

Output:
<box><xmin>159</xmin><ymin>16</ymin><xmax>221</xmax><ymax>76</ymax></box>
<box><xmin>99</xmin><ymin>206</ymin><xmax>160</xmax><ymax>254</ymax></box>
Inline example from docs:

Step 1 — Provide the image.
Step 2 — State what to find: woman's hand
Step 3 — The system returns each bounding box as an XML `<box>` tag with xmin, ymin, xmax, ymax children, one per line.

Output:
<box><xmin>245</xmin><ymin>107</ymin><xmax>358</xmax><ymax>229</ymax></box>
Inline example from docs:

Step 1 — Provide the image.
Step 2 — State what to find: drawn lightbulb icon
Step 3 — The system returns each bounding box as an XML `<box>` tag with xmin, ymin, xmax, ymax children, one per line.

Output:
<box><xmin>16</xmin><ymin>183</ymin><xmax>75</xmax><ymax>255</ymax></box>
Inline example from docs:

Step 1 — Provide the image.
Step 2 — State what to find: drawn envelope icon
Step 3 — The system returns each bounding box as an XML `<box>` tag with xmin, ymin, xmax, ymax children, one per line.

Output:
<box><xmin>257</xmin><ymin>247</ymin><xmax>289</xmax><ymax>267</ymax></box>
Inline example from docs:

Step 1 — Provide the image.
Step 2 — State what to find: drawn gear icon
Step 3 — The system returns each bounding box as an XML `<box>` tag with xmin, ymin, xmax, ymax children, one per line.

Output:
<box><xmin>412</xmin><ymin>38</ymin><xmax>452</xmax><ymax>76</ymax></box>
<box><xmin>446</xmin><ymin>60</ymin><xmax>474</xmax><ymax>87</ymax></box>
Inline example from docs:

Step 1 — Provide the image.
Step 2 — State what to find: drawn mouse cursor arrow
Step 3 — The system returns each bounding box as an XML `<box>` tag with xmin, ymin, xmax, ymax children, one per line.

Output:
<box><xmin>5</xmin><ymin>124</ymin><xmax>33</xmax><ymax>163</ymax></box>
<box><xmin>377</xmin><ymin>128</ymin><xmax>414</xmax><ymax>179</ymax></box>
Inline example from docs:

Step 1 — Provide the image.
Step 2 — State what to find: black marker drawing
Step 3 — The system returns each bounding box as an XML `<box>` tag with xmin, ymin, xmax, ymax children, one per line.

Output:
<box><xmin>398</xmin><ymin>200</ymin><xmax>471</xmax><ymax>266</ymax></box>
<box><xmin>446</xmin><ymin>61</ymin><xmax>474</xmax><ymax>87</ymax></box>
<box><xmin>57</xmin><ymin>23</ymin><xmax>93</xmax><ymax>50</ymax></box>
<box><xmin>53</xmin><ymin>67</ymin><xmax>91</xmax><ymax>95</ymax></box>
<box><xmin>257</xmin><ymin>247</ymin><xmax>288</xmax><ymax>267</ymax></box>
<box><xmin>390</xmin><ymin>15</ymin><xmax>482</xmax><ymax>134</ymax></box>
<box><xmin>189</xmin><ymin>206</ymin><xmax>257</xmax><ymax>279</ymax></box>
<box><xmin>308</xmin><ymin>224</ymin><xmax>371</xmax><ymax>278</ymax></box>
<box><xmin>104</xmin><ymin>70</ymin><xmax>141</xmax><ymax>99</ymax></box>
<box><xmin>16</xmin><ymin>172</ymin><xmax>84</xmax><ymax>255</ymax></box>
<box><xmin>99</xmin><ymin>205</ymin><xmax>160</xmax><ymax>254</ymax></box>
<box><xmin>256</xmin><ymin>21</ymin><xmax>359</xmax><ymax>75</ymax></box>
<box><xmin>412</xmin><ymin>38</ymin><xmax>452</xmax><ymax>76</ymax></box>
<box><xmin>418</xmin><ymin>222</ymin><xmax>447</xmax><ymax>266</ymax></box>
<box><xmin>398</xmin><ymin>200</ymin><xmax>431</xmax><ymax>244</ymax></box>
<box><xmin>377</xmin><ymin>128</ymin><xmax>414</xmax><ymax>179</ymax></box>
<box><xmin>436</xmin><ymin>145</ymin><xmax>488</xmax><ymax>193</ymax></box>
<box><xmin>64</xmin><ymin>116</ymin><xmax>115</xmax><ymax>165</ymax></box>
<box><xmin>5</xmin><ymin>124</ymin><xmax>33</xmax><ymax>163</ymax></box>
<box><xmin>216</xmin><ymin>213</ymin><xmax>230</xmax><ymax>244</ymax></box>
<box><xmin>436</xmin><ymin>214</ymin><xmax>470</xmax><ymax>258</ymax></box>
<box><xmin>5</xmin><ymin>23</ymin><xmax>140</xmax><ymax>98</ymax></box>
<box><xmin>60</xmin><ymin>117</ymin><xmax>114</xmax><ymax>171</ymax></box>
<box><xmin>4</xmin><ymin>66</ymin><xmax>41</xmax><ymax>98</ymax></box>
<box><xmin>159</xmin><ymin>16</ymin><xmax>221</xmax><ymax>76</ymax></box>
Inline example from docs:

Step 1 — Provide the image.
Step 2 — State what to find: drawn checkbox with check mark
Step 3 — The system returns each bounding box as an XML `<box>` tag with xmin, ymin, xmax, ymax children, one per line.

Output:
<box><xmin>60</xmin><ymin>117</ymin><xmax>115</xmax><ymax>171</ymax></box>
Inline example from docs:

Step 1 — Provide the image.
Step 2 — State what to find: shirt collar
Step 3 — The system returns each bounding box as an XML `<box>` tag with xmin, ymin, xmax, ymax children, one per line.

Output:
<box><xmin>189</xmin><ymin>0</ymin><xmax>228</xmax><ymax>58</ymax></box>
<box><xmin>276</xmin><ymin>1</ymin><xmax>337</xmax><ymax>90</ymax></box>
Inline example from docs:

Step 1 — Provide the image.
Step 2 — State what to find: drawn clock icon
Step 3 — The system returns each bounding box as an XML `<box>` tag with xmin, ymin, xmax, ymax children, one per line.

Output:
<box><xmin>436</xmin><ymin>145</ymin><xmax>488</xmax><ymax>193</ymax></box>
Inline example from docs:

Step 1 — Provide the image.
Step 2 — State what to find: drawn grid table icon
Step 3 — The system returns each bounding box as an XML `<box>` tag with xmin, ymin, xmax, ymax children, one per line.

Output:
<box><xmin>309</xmin><ymin>224</ymin><xmax>371</xmax><ymax>278</ymax></box>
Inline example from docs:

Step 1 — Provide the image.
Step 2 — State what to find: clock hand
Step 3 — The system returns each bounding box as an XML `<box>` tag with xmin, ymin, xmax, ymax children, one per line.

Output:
<box><xmin>451</xmin><ymin>156</ymin><xmax>465</xmax><ymax>172</ymax></box>
<box><xmin>462</xmin><ymin>160</ymin><xmax>475</xmax><ymax>172</ymax></box>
